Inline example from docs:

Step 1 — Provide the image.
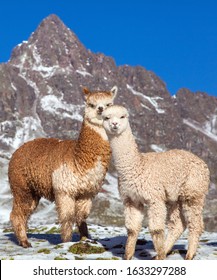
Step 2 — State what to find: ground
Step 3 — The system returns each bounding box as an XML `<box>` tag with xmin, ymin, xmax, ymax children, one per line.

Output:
<box><xmin>1</xmin><ymin>224</ymin><xmax>217</xmax><ymax>260</ymax></box>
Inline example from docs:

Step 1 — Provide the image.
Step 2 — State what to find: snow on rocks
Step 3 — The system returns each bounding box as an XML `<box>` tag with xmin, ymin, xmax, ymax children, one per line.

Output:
<box><xmin>127</xmin><ymin>84</ymin><xmax>165</xmax><ymax>114</ymax></box>
<box><xmin>183</xmin><ymin>118</ymin><xmax>217</xmax><ymax>142</ymax></box>
<box><xmin>0</xmin><ymin>117</ymin><xmax>44</xmax><ymax>151</ymax></box>
<box><xmin>40</xmin><ymin>94</ymin><xmax>83</xmax><ymax>121</ymax></box>
<box><xmin>76</xmin><ymin>69</ymin><xmax>93</xmax><ymax>77</ymax></box>
<box><xmin>150</xmin><ymin>144</ymin><xmax>167</xmax><ymax>152</ymax></box>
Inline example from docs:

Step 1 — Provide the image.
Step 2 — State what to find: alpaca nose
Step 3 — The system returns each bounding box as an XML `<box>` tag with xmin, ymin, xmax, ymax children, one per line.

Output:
<box><xmin>97</xmin><ymin>106</ymin><xmax>104</xmax><ymax>114</ymax></box>
<box><xmin>112</xmin><ymin>122</ymin><xmax>118</xmax><ymax>127</ymax></box>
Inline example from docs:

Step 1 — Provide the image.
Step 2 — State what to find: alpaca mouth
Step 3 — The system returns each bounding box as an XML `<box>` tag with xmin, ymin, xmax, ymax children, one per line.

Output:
<box><xmin>111</xmin><ymin>125</ymin><xmax>119</xmax><ymax>131</ymax></box>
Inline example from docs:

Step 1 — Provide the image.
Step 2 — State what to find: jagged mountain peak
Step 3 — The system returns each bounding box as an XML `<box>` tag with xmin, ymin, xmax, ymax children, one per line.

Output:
<box><xmin>40</xmin><ymin>14</ymin><xmax>68</xmax><ymax>28</ymax></box>
<box><xmin>9</xmin><ymin>14</ymin><xmax>88</xmax><ymax>69</ymax></box>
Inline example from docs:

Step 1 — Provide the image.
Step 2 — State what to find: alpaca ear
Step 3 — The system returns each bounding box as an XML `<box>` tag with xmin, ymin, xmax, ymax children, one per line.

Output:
<box><xmin>110</xmin><ymin>86</ymin><xmax>118</xmax><ymax>99</ymax></box>
<box><xmin>83</xmin><ymin>87</ymin><xmax>90</xmax><ymax>100</ymax></box>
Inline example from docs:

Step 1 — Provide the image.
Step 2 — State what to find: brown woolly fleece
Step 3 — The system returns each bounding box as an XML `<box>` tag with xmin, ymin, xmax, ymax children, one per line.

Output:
<box><xmin>102</xmin><ymin>105</ymin><xmax>210</xmax><ymax>260</ymax></box>
<box><xmin>8</xmin><ymin>86</ymin><xmax>117</xmax><ymax>248</ymax></box>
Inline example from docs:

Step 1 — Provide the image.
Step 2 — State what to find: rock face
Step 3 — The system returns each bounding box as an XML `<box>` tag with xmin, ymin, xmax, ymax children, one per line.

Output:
<box><xmin>1</xmin><ymin>14</ymin><xmax>217</xmax><ymax>231</ymax></box>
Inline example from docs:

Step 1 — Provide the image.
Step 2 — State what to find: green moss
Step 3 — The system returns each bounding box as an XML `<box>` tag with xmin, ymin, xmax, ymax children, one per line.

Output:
<box><xmin>68</xmin><ymin>242</ymin><xmax>106</xmax><ymax>255</ymax></box>
<box><xmin>74</xmin><ymin>256</ymin><xmax>85</xmax><ymax>260</ymax></box>
<box><xmin>54</xmin><ymin>256</ymin><xmax>68</xmax><ymax>260</ymax></box>
<box><xmin>46</xmin><ymin>227</ymin><xmax>61</xmax><ymax>234</ymax></box>
<box><xmin>54</xmin><ymin>244</ymin><xmax>64</xmax><ymax>249</ymax></box>
<box><xmin>3</xmin><ymin>228</ymin><xmax>13</xmax><ymax>233</ymax></box>
<box><xmin>28</xmin><ymin>227</ymin><xmax>48</xmax><ymax>233</ymax></box>
<box><xmin>80</xmin><ymin>236</ymin><xmax>88</xmax><ymax>241</ymax></box>
<box><xmin>200</xmin><ymin>239</ymin><xmax>209</xmax><ymax>243</ymax></box>
<box><xmin>37</xmin><ymin>248</ymin><xmax>51</xmax><ymax>254</ymax></box>
<box><xmin>96</xmin><ymin>257</ymin><xmax>120</xmax><ymax>260</ymax></box>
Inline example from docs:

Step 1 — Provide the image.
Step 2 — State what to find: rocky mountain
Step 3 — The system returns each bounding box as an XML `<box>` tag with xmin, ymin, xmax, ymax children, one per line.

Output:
<box><xmin>1</xmin><ymin>14</ymin><xmax>217</xmax><ymax>231</ymax></box>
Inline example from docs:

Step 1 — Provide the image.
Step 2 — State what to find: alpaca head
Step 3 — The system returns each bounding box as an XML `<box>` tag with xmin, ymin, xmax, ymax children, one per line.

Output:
<box><xmin>102</xmin><ymin>105</ymin><xmax>129</xmax><ymax>135</ymax></box>
<box><xmin>83</xmin><ymin>86</ymin><xmax>118</xmax><ymax>126</ymax></box>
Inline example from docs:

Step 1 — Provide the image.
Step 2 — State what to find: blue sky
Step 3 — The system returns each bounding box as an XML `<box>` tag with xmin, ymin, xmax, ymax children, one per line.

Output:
<box><xmin>1</xmin><ymin>0</ymin><xmax>217</xmax><ymax>96</ymax></box>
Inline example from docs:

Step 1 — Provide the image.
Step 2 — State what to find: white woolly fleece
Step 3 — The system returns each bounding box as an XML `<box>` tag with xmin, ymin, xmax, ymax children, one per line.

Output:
<box><xmin>103</xmin><ymin>105</ymin><xmax>210</xmax><ymax>260</ymax></box>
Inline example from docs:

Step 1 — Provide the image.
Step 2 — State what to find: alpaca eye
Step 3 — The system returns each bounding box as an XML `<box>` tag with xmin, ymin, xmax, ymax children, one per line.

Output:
<box><xmin>106</xmin><ymin>103</ymin><xmax>112</xmax><ymax>107</ymax></box>
<box><xmin>120</xmin><ymin>115</ymin><xmax>125</xmax><ymax>119</ymax></box>
<box><xmin>104</xmin><ymin>116</ymin><xmax>110</xmax><ymax>121</ymax></box>
<box><xmin>88</xmin><ymin>103</ymin><xmax>95</xmax><ymax>108</ymax></box>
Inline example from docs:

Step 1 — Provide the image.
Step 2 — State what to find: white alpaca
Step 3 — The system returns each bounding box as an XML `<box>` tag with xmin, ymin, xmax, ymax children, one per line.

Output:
<box><xmin>102</xmin><ymin>105</ymin><xmax>210</xmax><ymax>260</ymax></box>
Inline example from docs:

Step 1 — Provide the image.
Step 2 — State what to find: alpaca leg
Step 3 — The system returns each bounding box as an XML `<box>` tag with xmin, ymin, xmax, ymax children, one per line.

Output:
<box><xmin>124</xmin><ymin>200</ymin><xmax>144</xmax><ymax>260</ymax></box>
<box><xmin>148</xmin><ymin>202</ymin><xmax>167</xmax><ymax>260</ymax></box>
<box><xmin>55</xmin><ymin>193</ymin><xmax>75</xmax><ymax>242</ymax></box>
<box><xmin>165</xmin><ymin>202</ymin><xmax>186</xmax><ymax>255</ymax></box>
<box><xmin>75</xmin><ymin>198</ymin><xmax>92</xmax><ymax>239</ymax></box>
<box><xmin>184</xmin><ymin>198</ymin><xmax>205</xmax><ymax>260</ymax></box>
<box><xmin>10</xmin><ymin>194</ymin><xmax>40</xmax><ymax>248</ymax></box>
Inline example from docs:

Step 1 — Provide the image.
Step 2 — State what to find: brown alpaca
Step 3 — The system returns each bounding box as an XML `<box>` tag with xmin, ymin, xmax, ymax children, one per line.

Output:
<box><xmin>8</xmin><ymin>86</ymin><xmax>117</xmax><ymax>248</ymax></box>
